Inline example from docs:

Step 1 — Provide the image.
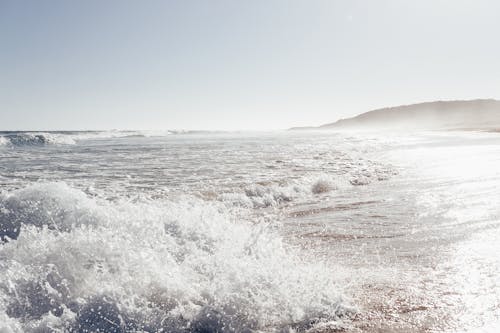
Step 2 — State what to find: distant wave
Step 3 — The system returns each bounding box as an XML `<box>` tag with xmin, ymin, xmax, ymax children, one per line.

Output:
<box><xmin>0</xmin><ymin>182</ymin><xmax>351</xmax><ymax>332</ymax></box>
<box><xmin>0</xmin><ymin>130</ymin><xmax>216</xmax><ymax>147</ymax></box>
<box><xmin>0</xmin><ymin>132</ymin><xmax>77</xmax><ymax>146</ymax></box>
<box><xmin>0</xmin><ymin>136</ymin><xmax>9</xmax><ymax>146</ymax></box>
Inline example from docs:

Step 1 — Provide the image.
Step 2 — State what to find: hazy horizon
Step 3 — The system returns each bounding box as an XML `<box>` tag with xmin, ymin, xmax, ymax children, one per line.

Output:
<box><xmin>2</xmin><ymin>0</ymin><xmax>500</xmax><ymax>130</ymax></box>
<box><xmin>2</xmin><ymin>97</ymin><xmax>500</xmax><ymax>132</ymax></box>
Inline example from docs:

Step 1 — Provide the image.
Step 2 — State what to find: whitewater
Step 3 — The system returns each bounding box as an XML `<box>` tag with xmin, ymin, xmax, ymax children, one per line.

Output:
<box><xmin>0</xmin><ymin>130</ymin><xmax>499</xmax><ymax>332</ymax></box>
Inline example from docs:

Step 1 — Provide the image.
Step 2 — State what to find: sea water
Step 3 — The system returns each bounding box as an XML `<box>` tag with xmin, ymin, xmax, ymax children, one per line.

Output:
<box><xmin>0</xmin><ymin>130</ymin><xmax>499</xmax><ymax>332</ymax></box>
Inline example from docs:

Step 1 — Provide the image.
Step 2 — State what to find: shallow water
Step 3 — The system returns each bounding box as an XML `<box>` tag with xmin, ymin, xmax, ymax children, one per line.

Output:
<box><xmin>0</xmin><ymin>130</ymin><xmax>499</xmax><ymax>332</ymax></box>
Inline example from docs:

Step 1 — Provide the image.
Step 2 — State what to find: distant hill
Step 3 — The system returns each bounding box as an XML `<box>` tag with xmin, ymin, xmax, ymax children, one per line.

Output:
<box><xmin>305</xmin><ymin>99</ymin><xmax>500</xmax><ymax>130</ymax></box>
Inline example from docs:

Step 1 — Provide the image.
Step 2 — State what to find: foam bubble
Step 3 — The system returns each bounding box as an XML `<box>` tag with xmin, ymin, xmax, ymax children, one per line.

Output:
<box><xmin>311</xmin><ymin>177</ymin><xmax>338</xmax><ymax>194</ymax></box>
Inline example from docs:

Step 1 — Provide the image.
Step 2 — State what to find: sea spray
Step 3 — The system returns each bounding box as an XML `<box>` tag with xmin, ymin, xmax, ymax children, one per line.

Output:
<box><xmin>0</xmin><ymin>183</ymin><xmax>351</xmax><ymax>332</ymax></box>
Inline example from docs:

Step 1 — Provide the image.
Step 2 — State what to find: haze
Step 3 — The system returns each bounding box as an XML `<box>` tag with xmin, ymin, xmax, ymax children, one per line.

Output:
<box><xmin>1</xmin><ymin>0</ymin><xmax>500</xmax><ymax>130</ymax></box>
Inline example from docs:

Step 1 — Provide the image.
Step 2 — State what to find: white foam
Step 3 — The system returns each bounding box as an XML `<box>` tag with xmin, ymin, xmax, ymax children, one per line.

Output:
<box><xmin>219</xmin><ymin>174</ymin><xmax>348</xmax><ymax>209</ymax></box>
<box><xmin>68</xmin><ymin>130</ymin><xmax>176</xmax><ymax>141</ymax></box>
<box><xmin>311</xmin><ymin>176</ymin><xmax>338</xmax><ymax>194</ymax></box>
<box><xmin>0</xmin><ymin>183</ymin><xmax>350</xmax><ymax>331</ymax></box>
<box><xmin>0</xmin><ymin>130</ymin><xmax>176</xmax><ymax>147</ymax></box>
<box><xmin>0</xmin><ymin>133</ymin><xmax>76</xmax><ymax>146</ymax></box>
<box><xmin>37</xmin><ymin>133</ymin><xmax>77</xmax><ymax>145</ymax></box>
<box><xmin>0</xmin><ymin>313</ymin><xmax>22</xmax><ymax>333</ymax></box>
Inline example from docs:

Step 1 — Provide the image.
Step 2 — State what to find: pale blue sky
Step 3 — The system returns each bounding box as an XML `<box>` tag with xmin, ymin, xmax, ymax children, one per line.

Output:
<box><xmin>1</xmin><ymin>0</ymin><xmax>499</xmax><ymax>130</ymax></box>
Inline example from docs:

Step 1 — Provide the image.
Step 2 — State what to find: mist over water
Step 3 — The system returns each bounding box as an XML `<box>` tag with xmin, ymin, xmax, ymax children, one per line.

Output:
<box><xmin>0</xmin><ymin>130</ymin><xmax>499</xmax><ymax>332</ymax></box>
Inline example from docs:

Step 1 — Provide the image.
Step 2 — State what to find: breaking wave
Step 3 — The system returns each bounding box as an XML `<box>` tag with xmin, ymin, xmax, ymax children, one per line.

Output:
<box><xmin>218</xmin><ymin>167</ymin><xmax>396</xmax><ymax>210</ymax></box>
<box><xmin>218</xmin><ymin>175</ymin><xmax>344</xmax><ymax>209</ymax></box>
<box><xmin>0</xmin><ymin>183</ymin><xmax>351</xmax><ymax>332</ymax></box>
<box><xmin>0</xmin><ymin>130</ymin><xmax>209</xmax><ymax>147</ymax></box>
<box><xmin>0</xmin><ymin>133</ymin><xmax>77</xmax><ymax>146</ymax></box>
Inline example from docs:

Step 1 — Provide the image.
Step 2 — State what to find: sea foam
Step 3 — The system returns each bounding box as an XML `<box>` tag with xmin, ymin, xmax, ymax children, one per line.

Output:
<box><xmin>0</xmin><ymin>133</ymin><xmax>76</xmax><ymax>146</ymax></box>
<box><xmin>0</xmin><ymin>130</ymin><xmax>177</xmax><ymax>147</ymax></box>
<box><xmin>0</xmin><ymin>183</ymin><xmax>350</xmax><ymax>332</ymax></box>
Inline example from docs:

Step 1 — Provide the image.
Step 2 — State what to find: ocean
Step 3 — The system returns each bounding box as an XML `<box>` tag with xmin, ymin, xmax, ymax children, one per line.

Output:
<box><xmin>0</xmin><ymin>130</ymin><xmax>499</xmax><ymax>332</ymax></box>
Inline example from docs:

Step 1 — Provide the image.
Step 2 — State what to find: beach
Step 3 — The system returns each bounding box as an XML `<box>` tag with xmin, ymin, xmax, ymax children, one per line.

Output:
<box><xmin>0</xmin><ymin>130</ymin><xmax>499</xmax><ymax>332</ymax></box>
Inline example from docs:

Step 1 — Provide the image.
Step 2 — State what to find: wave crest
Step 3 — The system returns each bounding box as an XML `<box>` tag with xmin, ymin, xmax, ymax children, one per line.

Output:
<box><xmin>0</xmin><ymin>183</ymin><xmax>351</xmax><ymax>332</ymax></box>
<box><xmin>0</xmin><ymin>133</ymin><xmax>76</xmax><ymax>146</ymax></box>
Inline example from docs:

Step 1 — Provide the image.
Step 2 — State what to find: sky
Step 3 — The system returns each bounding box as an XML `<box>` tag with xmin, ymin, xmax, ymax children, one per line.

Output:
<box><xmin>1</xmin><ymin>0</ymin><xmax>500</xmax><ymax>130</ymax></box>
